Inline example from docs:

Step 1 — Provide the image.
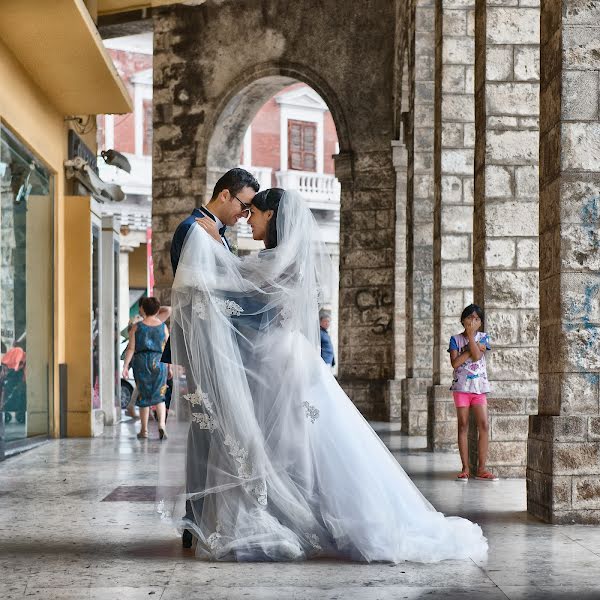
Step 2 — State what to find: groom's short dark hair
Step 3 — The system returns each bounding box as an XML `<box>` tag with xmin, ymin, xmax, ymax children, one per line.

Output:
<box><xmin>211</xmin><ymin>168</ymin><xmax>259</xmax><ymax>199</ymax></box>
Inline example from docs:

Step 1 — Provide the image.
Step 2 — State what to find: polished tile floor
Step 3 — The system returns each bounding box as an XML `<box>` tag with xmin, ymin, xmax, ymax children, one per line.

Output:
<box><xmin>1</xmin><ymin>419</ymin><xmax>599</xmax><ymax>599</ymax></box>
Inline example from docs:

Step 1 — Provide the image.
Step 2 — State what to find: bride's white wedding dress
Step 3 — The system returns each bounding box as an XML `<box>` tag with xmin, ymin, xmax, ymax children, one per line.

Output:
<box><xmin>157</xmin><ymin>191</ymin><xmax>487</xmax><ymax>563</ymax></box>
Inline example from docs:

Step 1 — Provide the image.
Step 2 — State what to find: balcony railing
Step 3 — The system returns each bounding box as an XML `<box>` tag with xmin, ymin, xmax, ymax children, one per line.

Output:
<box><xmin>238</xmin><ymin>165</ymin><xmax>273</xmax><ymax>191</ymax></box>
<box><xmin>275</xmin><ymin>170</ymin><xmax>340</xmax><ymax>209</ymax></box>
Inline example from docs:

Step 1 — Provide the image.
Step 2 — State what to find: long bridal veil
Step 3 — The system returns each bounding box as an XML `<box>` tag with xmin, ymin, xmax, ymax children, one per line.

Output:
<box><xmin>156</xmin><ymin>190</ymin><xmax>488</xmax><ymax>563</ymax></box>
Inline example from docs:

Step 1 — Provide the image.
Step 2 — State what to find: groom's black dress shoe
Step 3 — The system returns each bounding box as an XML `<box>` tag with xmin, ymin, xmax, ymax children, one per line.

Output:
<box><xmin>182</xmin><ymin>529</ymin><xmax>193</xmax><ymax>548</ymax></box>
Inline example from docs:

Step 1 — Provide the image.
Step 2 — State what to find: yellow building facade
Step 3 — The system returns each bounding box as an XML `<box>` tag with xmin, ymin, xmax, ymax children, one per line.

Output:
<box><xmin>0</xmin><ymin>0</ymin><xmax>131</xmax><ymax>455</ymax></box>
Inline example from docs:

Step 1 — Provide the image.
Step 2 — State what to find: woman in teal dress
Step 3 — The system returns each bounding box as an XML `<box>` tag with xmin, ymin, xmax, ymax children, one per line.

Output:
<box><xmin>122</xmin><ymin>297</ymin><xmax>169</xmax><ymax>439</ymax></box>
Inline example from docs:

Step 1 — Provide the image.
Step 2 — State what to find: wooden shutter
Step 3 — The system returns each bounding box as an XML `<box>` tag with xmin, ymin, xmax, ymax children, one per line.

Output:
<box><xmin>287</xmin><ymin>120</ymin><xmax>317</xmax><ymax>172</ymax></box>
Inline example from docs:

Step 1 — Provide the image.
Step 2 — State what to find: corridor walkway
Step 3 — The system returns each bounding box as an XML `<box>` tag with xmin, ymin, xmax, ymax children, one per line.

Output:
<box><xmin>0</xmin><ymin>421</ymin><xmax>599</xmax><ymax>600</ymax></box>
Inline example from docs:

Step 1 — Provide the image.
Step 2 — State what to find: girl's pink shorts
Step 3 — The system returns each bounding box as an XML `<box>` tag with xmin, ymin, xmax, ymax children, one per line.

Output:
<box><xmin>453</xmin><ymin>392</ymin><xmax>487</xmax><ymax>408</ymax></box>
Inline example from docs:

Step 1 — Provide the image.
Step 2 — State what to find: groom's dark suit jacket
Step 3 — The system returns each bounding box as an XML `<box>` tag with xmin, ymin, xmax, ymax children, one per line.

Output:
<box><xmin>161</xmin><ymin>206</ymin><xmax>230</xmax><ymax>364</ymax></box>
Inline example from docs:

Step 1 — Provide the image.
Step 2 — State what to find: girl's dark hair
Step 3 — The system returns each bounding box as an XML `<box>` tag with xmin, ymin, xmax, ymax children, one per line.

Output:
<box><xmin>252</xmin><ymin>188</ymin><xmax>285</xmax><ymax>249</ymax></box>
<box><xmin>140</xmin><ymin>296</ymin><xmax>161</xmax><ymax>317</ymax></box>
<box><xmin>461</xmin><ymin>304</ymin><xmax>484</xmax><ymax>326</ymax></box>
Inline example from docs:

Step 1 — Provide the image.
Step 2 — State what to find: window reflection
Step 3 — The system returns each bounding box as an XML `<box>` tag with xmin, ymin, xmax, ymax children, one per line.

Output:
<box><xmin>0</xmin><ymin>125</ymin><xmax>53</xmax><ymax>453</ymax></box>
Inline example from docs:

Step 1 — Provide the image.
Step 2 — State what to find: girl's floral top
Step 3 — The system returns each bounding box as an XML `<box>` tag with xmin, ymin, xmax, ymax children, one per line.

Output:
<box><xmin>448</xmin><ymin>332</ymin><xmax>491</xmax><ymax>394</ymax></box>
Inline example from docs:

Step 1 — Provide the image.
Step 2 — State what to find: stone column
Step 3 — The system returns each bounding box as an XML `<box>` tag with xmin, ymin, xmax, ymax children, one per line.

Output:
<box><xmin>473</xmin><ymin>0</ymin><xmax>540</xmax><ymax>477</ymax></box>
<box><xmin>390</xmin><ymin>138</ymin><xmax>409</xmax><ymax>421</ymax></box>
<box><xmin>428</xmin><ymin>0</ymin><xmax>476</xmax><ymax>451</ymax></box>
<box><xmin>527</xmin><ymin>0</ymin><xmax>600</xmax><ymax>523</ymax></box>
<box><xmin>336</xmin><ymin>150</ymin><xmax>399</xmax><ymax>421</ymax></box>
<box><xmin>402</xmin><ymin>0</ymin><xmax>435</xmax><ymax>436</ymax></box>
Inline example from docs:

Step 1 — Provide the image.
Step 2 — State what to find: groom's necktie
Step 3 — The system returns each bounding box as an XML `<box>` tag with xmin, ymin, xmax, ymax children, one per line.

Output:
<box><xmin>219</xmin><ymin>224</ymin><xmax>227</xmax><ymax>237</ymax></box>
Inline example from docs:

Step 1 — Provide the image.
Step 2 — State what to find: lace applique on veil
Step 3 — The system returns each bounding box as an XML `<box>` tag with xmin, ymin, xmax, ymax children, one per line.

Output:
<box><xmin>302</xmin><ymin>401</ymin><xmax>320</xmax><ymax>423</ymax></box>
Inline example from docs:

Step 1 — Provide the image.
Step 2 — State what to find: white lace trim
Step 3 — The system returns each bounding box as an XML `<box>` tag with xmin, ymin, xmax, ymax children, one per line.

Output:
<box><xmin>224</xmin><ymin>434</ymin><xmax>253</xmax><ymax>479</ymax></box>
<box><xmin>183</xmin><ymin>389</ymin><xmax>209</xmax><ymax>407</ymax></box>
<box><xmin>305</xmin><ymin>532</ymin><xmax>322</xmax><ymax>551</ymax></box>
<box><xmin>192</xmin><ymin>295</ymin><xmax>243</xmax><ymax>320</ymax></box>
<box><xmin>245</xmin><ymin>479</ymin><xmax>268</xmax><ymax>506</ymax></box>
<box><xmin>185</xmin><ymin>390</ymin><xmax>263</xmax><ymax>503</ymax></box>
<box><xmin>215</xmin><ymin>298</ymin><xmax>244</xmax><ymax>317</ymax></box>
<box><xmin>280</xmin><ymin>304</ymin><xmax>293</xmax><ymax>329</ymax></box>
<box><xmin>192</xmin><ymin>293</ymin><xmax>209</xmax><ymax>320</ymax></box>
<box><xmin>192</xmin><ymin>412</ymin><xmax>217</xmax><ymax>431</ymax></box>
<box><xmin>207</xmin><ymin>521</ymin><xmax>224</xmax><ymax>552</ymax></box>
<box><xmin>302</xmin><ymin>401</ymin><xmax>320</xmax><ymax>423</ymax></box>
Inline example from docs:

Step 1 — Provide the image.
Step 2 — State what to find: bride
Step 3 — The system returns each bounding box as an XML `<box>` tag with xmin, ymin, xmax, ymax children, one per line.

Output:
<box><xmin>157</xmin><ymin>188</ymin><xmax>487</xmax><ymax>563</ymax></box>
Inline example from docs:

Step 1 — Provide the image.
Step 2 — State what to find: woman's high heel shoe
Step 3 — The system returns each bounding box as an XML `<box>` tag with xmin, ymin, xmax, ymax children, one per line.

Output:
<box><xmin>137</xmin><ymin>431</ymin><xmax>148</xmax><ymax>439</ymax></box>
<box><xmin>159</xmin><ymin>428</ymin><xmax>167</xmax><ymax>440</ymax></box>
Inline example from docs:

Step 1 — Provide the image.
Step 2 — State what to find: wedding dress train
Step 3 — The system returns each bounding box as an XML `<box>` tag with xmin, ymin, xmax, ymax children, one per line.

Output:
<box><xmin>157</xmin><ymin>191</ymin><xmax>488</xmax><ymax>563</ymax></box>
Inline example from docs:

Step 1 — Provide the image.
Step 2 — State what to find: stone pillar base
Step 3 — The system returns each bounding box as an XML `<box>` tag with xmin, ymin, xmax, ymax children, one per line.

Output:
<box><xmin>467</xmin><ymin>391</ymin><xmax>532</xmax><ymax>478</ymax></box>
<box><xmin>427</xmin><ymin>385</ymin><xmax>457</xmax><ymax>451</ymax></box>
<box><xmin>400</xmin><ymin>378</ymin><xmax>429</xmax><ymax>436</ymax></box>
<box><xmin>339</xmin><ymin>379</ymin><xmax>401</xmax><ymax>422</ymax></box>
<box><xmin>527</xmin><ymin>415</ymin><xmax>600</xmax><ymax>524</ymax></box>
<box><xmin>387</xmin><ymin>379</ymin><xmax>403</xmax><ymax>423</ymax></box>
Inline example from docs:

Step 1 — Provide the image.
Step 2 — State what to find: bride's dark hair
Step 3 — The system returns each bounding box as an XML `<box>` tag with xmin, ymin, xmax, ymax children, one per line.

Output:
<box><xmin>252</xmin><ymin>187</ymin><xmax>285</xmax><ymax>249</ymax></box>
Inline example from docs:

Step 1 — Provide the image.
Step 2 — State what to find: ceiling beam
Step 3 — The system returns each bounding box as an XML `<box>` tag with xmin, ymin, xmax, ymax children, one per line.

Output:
<box><xmin>97</xmin><ymin>8</ymin><xmax>153</xmax><ymax>39</ymax></box>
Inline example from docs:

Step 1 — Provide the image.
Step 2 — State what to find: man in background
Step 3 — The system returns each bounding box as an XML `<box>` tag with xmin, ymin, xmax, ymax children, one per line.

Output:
<box><xmin>319</xmin><ymin>309</ymin><xmax>335</xmax><ymax>368</ymax></box>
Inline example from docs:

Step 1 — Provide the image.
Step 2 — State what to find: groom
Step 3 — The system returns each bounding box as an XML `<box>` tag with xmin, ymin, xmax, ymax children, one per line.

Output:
<box><xmin>161</xmin><ymin>168</ymin><xmax>259</xmax><ymax>548</ymax></box>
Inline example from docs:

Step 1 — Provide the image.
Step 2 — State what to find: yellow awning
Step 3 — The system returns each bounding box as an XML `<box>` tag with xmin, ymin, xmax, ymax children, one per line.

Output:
<box><xmin>0</xmin><ymin>0</ymin><xmax>133</xmax><ymax>115</ymax></box>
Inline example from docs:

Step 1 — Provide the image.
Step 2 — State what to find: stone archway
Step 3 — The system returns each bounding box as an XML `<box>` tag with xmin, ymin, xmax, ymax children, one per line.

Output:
<box><xmin>200</xmin><ymin>64</ymin><xmax>351</xmax><ymax>200</ymax></box>
<box><xmin>201</xmin><ymin>71</ymin><xmax>344</xmax><ymax>367</ymax></box>
<box><xmin>152</xmin><ymin>0</ymin><xmax>402</xmax><ymax>419</ymax></box>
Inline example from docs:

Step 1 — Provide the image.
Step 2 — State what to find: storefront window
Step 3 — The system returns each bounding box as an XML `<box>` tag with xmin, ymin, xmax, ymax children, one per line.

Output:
<box><xmin>0</xmin><ymin>124</ymin><xmax>53</xmax><ymax>455</ymax></box>
<box><xmin>92</xmin><ymin>225</ymin><xmax>100</xmax><ymax>410</ymax></box>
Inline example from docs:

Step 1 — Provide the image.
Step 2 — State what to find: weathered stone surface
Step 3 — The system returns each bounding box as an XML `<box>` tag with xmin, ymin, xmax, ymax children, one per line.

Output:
<box><xmin>474</xmin><ymin>0</ymin><xmax>540</xmax><ymax>480</ymax></box>
<box><xmin>487</xmin><ymin>8</ymin><xmax>540</xmax><ymax>45</ymax></box>
<box><xmin>485</xmin><ymin>165</ymin><xmax>512</xmax><ymax>198</ymax></box>
<box><xmin>490</xmin><ymin>415</ymin><xmax>529</xmax><ymax>441</ymax></box>
<box><xmin>485</xmin><ymin>238</ymin><xmax>516</xmax><ymax>267</ymax></box>
<box><xmin>485</xmin><ymin>45</ymin><xmax>513</xmax><ymax>81</ymax></box>
<box><xmin>514</xmin><ymin>45</ymin><xmax>540</xmax><ymax>81</ymax></box>
<box><xmin>484</xmin><ymin>270</ymin><xmax>539</xmax><ymax>308</ymax></box>
<box><xmin>486</xmin><ymin>83</ymin><xmax>539</xmax><ymax>116</ymax></box>
<box><xmin>572</xmin><ymin>476</ymin><xmax>600</xmax><ymax>509</ymax></box>
<box><xmin>486</xmin><ymin>129</ymin><xmax>539</xmax><ymax>164</ymax></box>
<box><xmin>484</xmin><ymin>200</ymin><xmax>538</xmax><ymax>236</ymax></box>
<box><xmin>514</xmin><ymin>164</ymin><xmax>539</xmax><ymax>197</ymax></box>
<box><xmin>430</xmin><ymin>0</ymin><xmax>475</xmax><ymax>447</ymax></box>
<box><xmin>562</xmin><ymin>71</ymin><xmax>599</xmax><ymax>121</ymax></box>
<box><xmin>562</xmin><ymin>123</ymin><xmax>600</xmax><ymax>171</ymax></box>
<box><xmin>555</xmin><ymin>443</ymin><xmax>600</xmax><ymax>475</ymax></box>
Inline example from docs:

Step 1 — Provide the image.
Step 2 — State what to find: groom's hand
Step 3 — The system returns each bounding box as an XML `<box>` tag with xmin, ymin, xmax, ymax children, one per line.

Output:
<box><xmin>196</xmin><ymin>217</ymin><xmax>222</xmax><ymax>243</ymax></box>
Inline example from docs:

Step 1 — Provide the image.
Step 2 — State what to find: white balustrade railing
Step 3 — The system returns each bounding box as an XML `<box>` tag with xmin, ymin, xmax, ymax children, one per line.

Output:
<box><xmin>101</xmin><ymin>203</ymin><xmax>152</xmax><ymax>231</ymax></box>
<box><xmin>275</xmin><ymin>170</ymin><xmax>340</xmax><ymax>209</ymax></box>
<box><xmin>238</xmin><ymin>165</ymin><xmax>272</xmax><ymax>191</ymax></box>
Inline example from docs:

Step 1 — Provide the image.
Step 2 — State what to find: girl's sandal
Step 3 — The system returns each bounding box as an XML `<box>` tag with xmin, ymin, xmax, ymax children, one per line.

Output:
<box><xmin>456</xmin><ymin>471</ymin><xmax>470</xmax><ymax>481</ymax></box>
<box><xmin>475</xmin><ymin>470</ymin><xmax>498</xmax><ymax>481</ymax></box>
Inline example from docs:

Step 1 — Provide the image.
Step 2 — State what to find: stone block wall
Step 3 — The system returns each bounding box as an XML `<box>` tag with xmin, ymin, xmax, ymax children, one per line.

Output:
<box><xmin>527</xmin><ymin>0</ymin><xmax>600</xmax><ymax>523</ymax></box>
<box><xmin>403</xmin><ymin>0</ymin><xmax>436</xmax><ymax>436</ymax></box>
<box><xmin>472</xmin><ymin>0</ymin><xmax>540</xmax><ymax>477</ymax></box>
<box><xmin>152</xmin><ymin>0</ymin><xmax>401</xmax><ymax>420</ymax></box>
<box><xmin>428</xmin><ymin>0</ymin><xmax>475</xmax><ymax>451</ymax></box>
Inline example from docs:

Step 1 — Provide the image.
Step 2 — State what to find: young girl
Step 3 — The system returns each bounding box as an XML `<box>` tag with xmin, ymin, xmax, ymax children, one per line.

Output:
<box><xmin>448</xmin><ymin>304</ymin><xmax>497</xmax><ymax>481</ymax></box>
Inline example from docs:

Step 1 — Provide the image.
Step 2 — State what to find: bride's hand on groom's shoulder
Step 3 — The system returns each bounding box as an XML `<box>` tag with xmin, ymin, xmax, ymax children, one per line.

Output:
<box><xmin>195</xmin><ymin>217</ymin><xmax>222</xmax><ymax>243</ymax></box>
